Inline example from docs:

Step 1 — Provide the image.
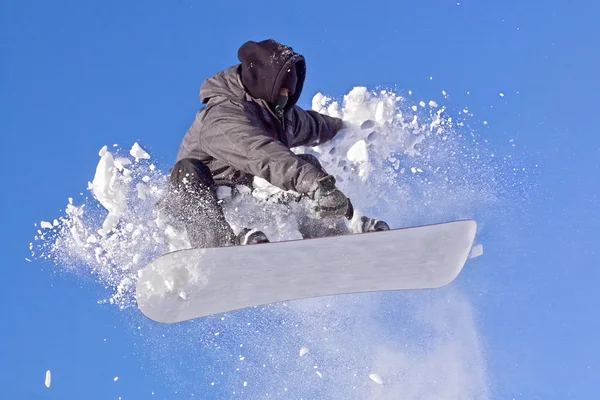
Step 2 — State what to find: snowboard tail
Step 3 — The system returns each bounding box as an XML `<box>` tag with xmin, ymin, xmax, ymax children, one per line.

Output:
<box><xmin>136</xmin><ymin>219</ymin><xmax>477</xmax><ymax>323</ymax></box>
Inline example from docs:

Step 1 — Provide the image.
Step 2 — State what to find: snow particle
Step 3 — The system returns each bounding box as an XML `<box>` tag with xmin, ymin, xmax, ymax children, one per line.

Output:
<box><xmin>347</xmin><ymin>140</ymin><xmax>369</xmax><ymax>163</ymax></box>
<box><xmin>499</xmin><ymin>92</ymin><xmax>505</xmax><ymax>97</ymax></box>
<box><xmin>40</xmin><ymin>221</ymin><xmax>53</xmax><ymax>229</ymax></box>
<box><xmin>369</xmin><ymin>373</ymin><xmax>383</xmax><ymax>384</ymax></box>
<box><xmin>45</xmin><ymin>370</ymin><xmax>51</xmax><ymax>388</ymax></box>
<box><xmin>114</xmin><ymin>376</ymin><xmax>119</xmax><ymax>382</ymax></box>
<box><xmin>130</xmin><ymin>142</ymin><xmax>151</xmax><ymax>161</ymax></box>
<box><xmin>299</xmin><ymin>347</ymin><xmax>309</xmax><ymax>357</ymax></box>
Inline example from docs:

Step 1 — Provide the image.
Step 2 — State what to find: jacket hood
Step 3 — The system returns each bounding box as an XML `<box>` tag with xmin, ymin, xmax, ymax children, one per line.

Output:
<box><xmin>237</xmin><ymin>39</ymin><xmax>306</xmax><ymax>110</ymax></box>
<box><xmin>199</xmin><ymin>66</ymin><xmax>247</xmax><ymax>105</ymax></box>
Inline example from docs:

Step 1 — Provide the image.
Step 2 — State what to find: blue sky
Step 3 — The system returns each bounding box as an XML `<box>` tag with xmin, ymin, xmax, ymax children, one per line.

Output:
<box><xmin>2</xmin><ymin>0</ymin><xmax>599</xmax><ymax>398</ymax></box>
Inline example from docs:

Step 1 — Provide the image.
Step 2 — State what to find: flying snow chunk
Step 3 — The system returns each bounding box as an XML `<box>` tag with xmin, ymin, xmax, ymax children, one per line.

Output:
<box><xmin>299</xmin><ymin>347</ymin><xmax>309</xmax><ymax>357</ymax></box>
<box><xmin>130</xmin><ymin>142</ymin><xmax>151</xmax><ymax>161</ymax></box>
<box><xmin>470</xmin><ymin>244</ymin><xmax>484</xmax><ymax>259</ymax></box>
<box><xmin>369</xmin><ymin>373</ymin><xmax>383</xmax><ymax>385</ymax></box>
<box><xmin>499</xmin><ymin>92</ymin><xmax>505</xmax><ymax>97</ymax></box>
<box><xmin>347</xmin><ymin>140</ymin><xmax>369</xmax><ymax>163</ymax></box>
<box><xmin>45</xmin><ymin>370</ymin><xmax>51</xmax><ymax>388</ymax></box>
<box><xmin>113</xmin><ymin>376</ymin><xmax>119</xmax><ymax>382</ymax></box>
<box><xmin>40</xmin><ymin>221</ymin><xmax>53</xmax><ymax>229</ymax></box>
<box><xmin>429</xmin><ymin>100</ymin><xmax>438</xmax><ymax>108</ymax></box>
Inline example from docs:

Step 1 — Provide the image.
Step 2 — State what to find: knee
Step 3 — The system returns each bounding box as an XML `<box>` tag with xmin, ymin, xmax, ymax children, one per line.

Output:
<box><xmin>169</xmin><ymin>158</ymin><xmax>214</xmax><ymax>188</ymax></box>
<box><xmin>297</xmin><ymin>153</ymin><xmax>325</xmax><ymax>172</ymax></box>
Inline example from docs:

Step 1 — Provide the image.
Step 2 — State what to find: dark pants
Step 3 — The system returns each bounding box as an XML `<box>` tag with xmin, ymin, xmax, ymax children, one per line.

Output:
<box><xmin>166</xmin><ymin>158</ymin><xmax>236</xmax><ymax>248</ymax></box>
<box><xmin>166</xmin><ymin>155</ymin><xmax>350</xmax><ymax>248</ymax></box>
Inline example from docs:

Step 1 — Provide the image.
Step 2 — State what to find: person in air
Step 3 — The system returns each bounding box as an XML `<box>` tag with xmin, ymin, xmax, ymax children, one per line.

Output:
<box><xmin>164</xmin><ymin>39</ymin><xmax>389</xmax><ymax>248</ymax></box>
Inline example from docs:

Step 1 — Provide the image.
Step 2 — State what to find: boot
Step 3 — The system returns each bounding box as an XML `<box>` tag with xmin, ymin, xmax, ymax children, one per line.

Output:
<box><xmin>236</xmin><ymin>228</ymin><xmax>270</xmax><ymax>245</ymax></box>
<box><xmin>360</xmin><ymin>216</ymin><xmax>390</xmax><ymax>232</ymax></box>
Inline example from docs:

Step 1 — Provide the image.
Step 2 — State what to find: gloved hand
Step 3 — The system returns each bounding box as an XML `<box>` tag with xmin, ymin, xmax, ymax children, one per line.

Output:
<box><xmin>307</xmin><ymin>175</ymin><xmax>352</xmax><ymax>219</ymax></box>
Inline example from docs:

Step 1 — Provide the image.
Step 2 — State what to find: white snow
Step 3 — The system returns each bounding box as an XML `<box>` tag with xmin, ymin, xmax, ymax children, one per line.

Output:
<box><xmin>347</xmin><ymin>140</ymin><xmax>369</xmax><ymax>163</ymax></box>
<box><xmin>369</xmin><ymin>373</ymin><xmax>383</xmax><ymax>384</ymax></box>
<box><xmin>89</xmin><ymin>148</ymin><xmax>128</xmax><ymax>233</ymax></box>
<box><xmin>32</xmin><ymin>87</ymin><xmax>502</xmax><ymax>312</ymax></box>
<box><xmin>130</xmin><ymin>142</ymin><xmax>151</xmax><ymax>161</ymax></box>
<box><xmin>113</xmin><ymin>376</ymin><xmax>119</xmax><ymax>382</ymax></box>
<box><xmin>40</xmin><ymin>221</ymin><xmax>53</xmax><ymax>229</ymax></box>
<box><xmin>45</xmin><ymin>370</ymin><xmax>51</xmax><ymax>388</ymax></box>
<box><xmin>299</xmin><ymin>347</ymin><xmax>309</xmax><ymax>357</ymax></box>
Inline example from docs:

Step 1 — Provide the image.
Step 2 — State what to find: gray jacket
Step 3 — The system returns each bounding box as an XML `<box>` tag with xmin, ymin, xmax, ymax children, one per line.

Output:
<box><xmin>175</xmin><ymin>65</ymin><xmax>344</xmax><ymax>194</ymax></box>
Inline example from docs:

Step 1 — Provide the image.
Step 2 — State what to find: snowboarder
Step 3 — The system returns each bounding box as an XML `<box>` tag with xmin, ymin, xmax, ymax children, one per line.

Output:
<box><xmin>163</xmin><ymin>39</ymin><xmax>389</xmax><ymax>248</ymax></box>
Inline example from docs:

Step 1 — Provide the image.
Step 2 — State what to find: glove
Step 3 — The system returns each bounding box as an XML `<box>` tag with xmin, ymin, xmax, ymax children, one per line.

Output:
<box><xmin>307</xmin><ymin>175</ymin><xmax>351</xmax><ymax>219</ymax></box>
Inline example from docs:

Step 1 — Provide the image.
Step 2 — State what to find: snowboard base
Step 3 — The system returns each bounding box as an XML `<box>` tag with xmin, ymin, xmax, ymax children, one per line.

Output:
<box><xmin>136</xmin><ymin>220</ymin><xmax>477</xmax><ymax>323</ymax></box>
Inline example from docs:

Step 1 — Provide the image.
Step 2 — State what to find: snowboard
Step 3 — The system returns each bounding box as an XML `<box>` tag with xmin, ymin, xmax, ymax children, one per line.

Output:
<box><xmin>136</xmin><ymin>219</ymin><xmax>477</xmax><ymax>324</ymax></box>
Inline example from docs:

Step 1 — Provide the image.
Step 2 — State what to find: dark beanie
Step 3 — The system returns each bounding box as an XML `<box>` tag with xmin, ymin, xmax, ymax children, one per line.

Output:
<box><xmin>237</xmin><ymin>39</ymin><xmax>306</xmax><ymax>107</ymax></box>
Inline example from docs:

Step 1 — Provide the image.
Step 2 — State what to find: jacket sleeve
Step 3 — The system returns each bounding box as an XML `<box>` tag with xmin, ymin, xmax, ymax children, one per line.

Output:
<box><xmin>200</xmin><ymin>101</ymin><xmax>327</xmax><ymax>194</ymax></box>
<box><xmin>287</xmin><ymin>106</ymin><xmax>345</xmax><ymax>148</ymax></box>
